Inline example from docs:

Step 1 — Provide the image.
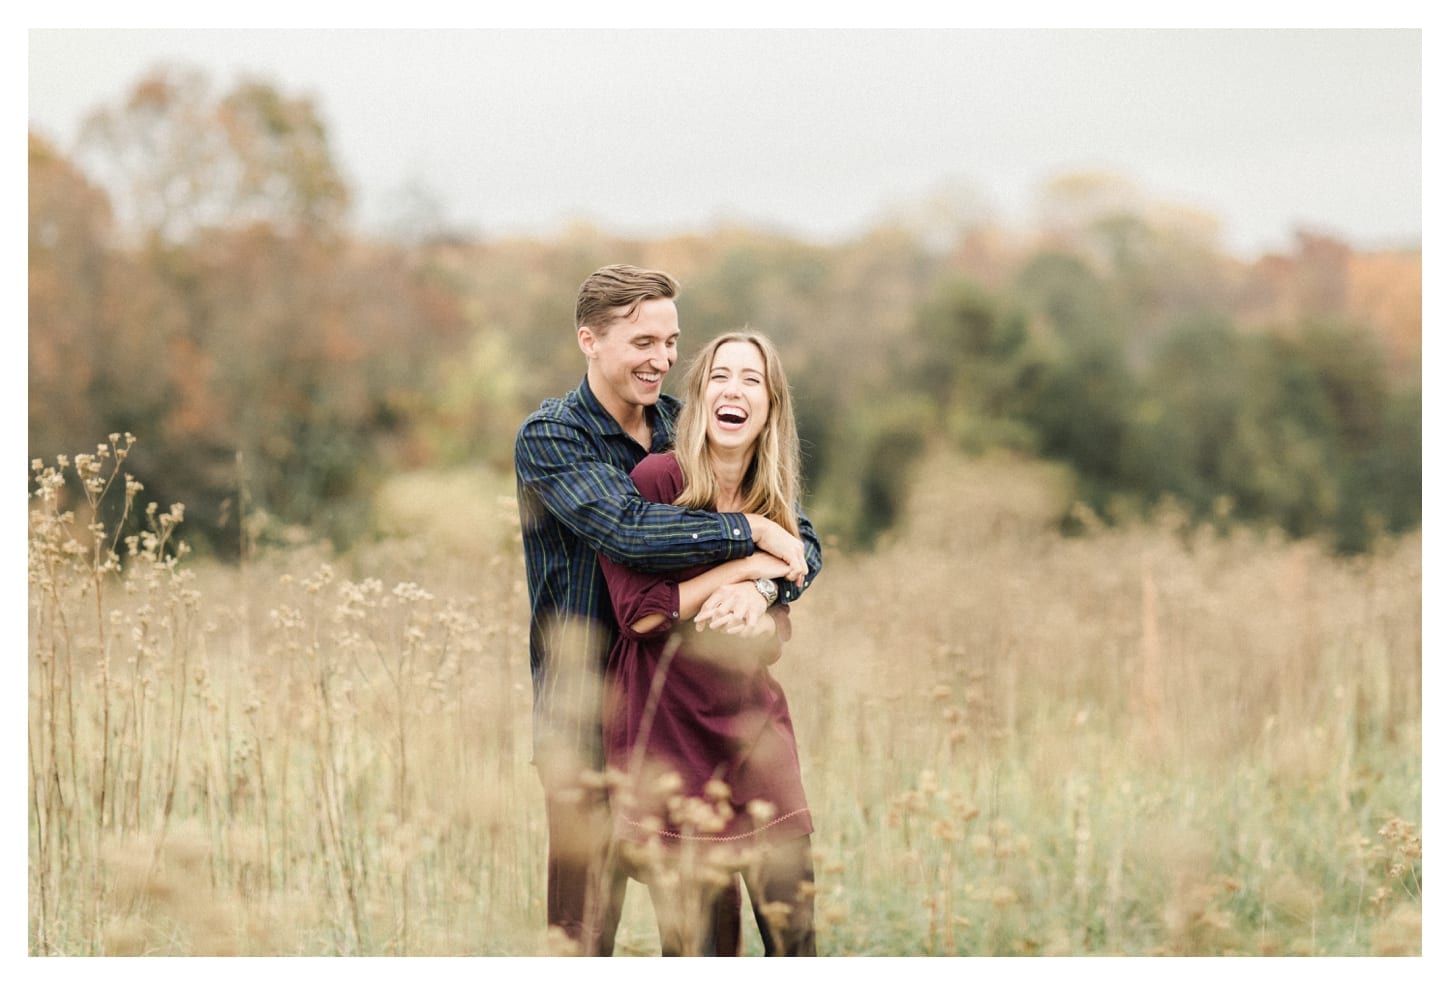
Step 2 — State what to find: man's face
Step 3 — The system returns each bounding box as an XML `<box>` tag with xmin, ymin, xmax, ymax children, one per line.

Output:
<box><xmin>579</xmin><ymin>297</ymin><xmax>680</xmax><ymax>417</ymax></box>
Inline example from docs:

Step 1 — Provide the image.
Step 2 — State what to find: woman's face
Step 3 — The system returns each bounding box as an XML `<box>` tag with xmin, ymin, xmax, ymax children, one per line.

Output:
<box><xmin>704</xmin><ymin>340</ymin><xmax>770</xmax><ymax>455</ymax></box>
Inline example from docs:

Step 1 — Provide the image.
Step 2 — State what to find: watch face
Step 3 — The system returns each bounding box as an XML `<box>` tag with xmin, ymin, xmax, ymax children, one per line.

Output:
<box><xmin>755</xmin><ymin>578</ymin><xmax>778</xmax><ymax>604</ymax></box>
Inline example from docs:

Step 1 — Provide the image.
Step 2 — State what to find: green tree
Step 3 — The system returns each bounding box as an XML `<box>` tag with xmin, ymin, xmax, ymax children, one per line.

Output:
<box><xmin>1120</xmin><ymin>317</ymin><xmax>1252</xmax><ymax>518</ymax></box>
<box><xmin>907</xmin><ymin>276</ymin><xmax>1043</xmax><ymax>452</ymax></box>
<box><xmin>1286</xmin><ymin>321</ymin><xmax>1418</xmax><ymax>551</ymax></box>
<box><xmin>1116</xmin><ymin>314</ymin><xmax>1416</xmax><ymax>552</ymax></box>
<box><xmin>1012</xmin><ymin>252</ymin><xmax>1134</xmax><ymax>508</ymax></box>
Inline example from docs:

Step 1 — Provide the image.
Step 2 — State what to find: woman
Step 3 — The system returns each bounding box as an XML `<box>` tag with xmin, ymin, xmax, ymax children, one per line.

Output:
<box><xmin>598</xmin><ymin>331</ymin><xmax>816</xmax><ymax>956</ymax></box>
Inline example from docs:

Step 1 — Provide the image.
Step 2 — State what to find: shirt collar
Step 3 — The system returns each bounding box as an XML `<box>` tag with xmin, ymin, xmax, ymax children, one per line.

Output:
<box><xmin>576</xmin><ymin>375</ymin><xmax>678</xmax><ymax>452</ymax></box>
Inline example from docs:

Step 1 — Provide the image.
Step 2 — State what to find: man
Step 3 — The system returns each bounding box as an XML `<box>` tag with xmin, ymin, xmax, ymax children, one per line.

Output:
<box><xmin>514</xmin><ymin>264</ymin><xmax>822</xmax><ymax>955</ymax></box>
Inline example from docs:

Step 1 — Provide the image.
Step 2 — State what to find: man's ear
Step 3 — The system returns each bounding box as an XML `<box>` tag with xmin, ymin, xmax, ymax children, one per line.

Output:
<box><xmin>577</xmin><ymin>325</ymin><xmax>596</xmax><ymax>359</ymax></box>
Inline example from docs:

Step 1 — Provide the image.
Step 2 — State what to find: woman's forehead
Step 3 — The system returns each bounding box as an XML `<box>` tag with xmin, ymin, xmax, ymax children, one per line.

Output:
<box><xmin>710</xmin><ymin>340</ymin><xmax>765</xmax><ymax>370</ymax></box>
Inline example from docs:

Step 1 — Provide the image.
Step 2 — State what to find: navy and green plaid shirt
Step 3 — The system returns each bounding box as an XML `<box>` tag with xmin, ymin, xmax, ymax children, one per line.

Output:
<box><xmin>514</xmin><ymin>375</ymin><xmax>821</xmax><ymax>761</ymax></box>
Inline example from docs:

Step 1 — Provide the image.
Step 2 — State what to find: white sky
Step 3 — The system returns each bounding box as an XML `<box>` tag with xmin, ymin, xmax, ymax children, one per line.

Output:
<box><xmin>25</xmin><ymin>26</ymin><xmax>1424</xmax><ymax>258</ymax></box>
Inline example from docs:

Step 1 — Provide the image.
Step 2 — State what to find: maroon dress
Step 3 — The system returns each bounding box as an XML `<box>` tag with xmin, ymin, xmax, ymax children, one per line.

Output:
<box><xmin>599</xmin><ymin>452</ymin><xmax>813</xmax><ymax>850</ymax></box>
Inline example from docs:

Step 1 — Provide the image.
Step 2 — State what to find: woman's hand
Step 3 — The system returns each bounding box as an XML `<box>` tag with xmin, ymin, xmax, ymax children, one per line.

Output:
<box><xmin>695</xmin><ymin>581</ymin><xmax>773</xmax><ymax>636</ymax></box>
<box><xmin>745</xmin><ymin>514</ymin><xmax>807</xmax><ymax>586</ymax></box>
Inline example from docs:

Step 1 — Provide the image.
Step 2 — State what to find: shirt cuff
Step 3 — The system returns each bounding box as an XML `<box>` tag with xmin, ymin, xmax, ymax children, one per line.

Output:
<box><xmin>718</xmin><ymin>511</ymin><xmax>755</xmax><ymax>558</ymax></box>
<box><xmin>775</xmin><ymin>577</ymin><xmax>805</xmax><ymax>604</ymax></box>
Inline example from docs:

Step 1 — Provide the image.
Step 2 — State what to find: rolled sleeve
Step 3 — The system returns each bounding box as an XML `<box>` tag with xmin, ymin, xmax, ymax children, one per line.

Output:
<box><xmin>600</xmin><ymin>554</ymin><xmax>682</xmax><ymax>641</ymax></box>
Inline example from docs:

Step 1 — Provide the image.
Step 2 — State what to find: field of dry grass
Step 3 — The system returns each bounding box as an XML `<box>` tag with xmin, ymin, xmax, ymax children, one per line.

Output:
<box><xmin>28</xmin><ymin>442</ymin><xmax>1421</xmax><ymax>957</ymax></box>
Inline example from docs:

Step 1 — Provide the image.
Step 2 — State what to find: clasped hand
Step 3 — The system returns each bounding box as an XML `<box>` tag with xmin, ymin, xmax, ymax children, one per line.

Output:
<box><xmin>694</xmin><ymin>552</ymin><xmax>793</xmax><ymax>637</ymax></box>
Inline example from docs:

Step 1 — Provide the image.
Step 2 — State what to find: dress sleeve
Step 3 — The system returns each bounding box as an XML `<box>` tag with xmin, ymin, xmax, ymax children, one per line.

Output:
<box><xmin>597</xmin><ymin>454</ymin><xmax>687</xmax><ymax>640</ymax></box>
<box><xmin>599</xmin><ymin>554</ymin><xmax>682</xmax><ymax>641</ymax></box>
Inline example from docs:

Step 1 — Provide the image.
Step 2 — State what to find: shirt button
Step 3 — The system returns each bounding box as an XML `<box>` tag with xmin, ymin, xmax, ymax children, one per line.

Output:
<box><xmin>731</xmin><ymin>527</ymin><xmax>741</xmax><ymax>536</ymax></box>
<box><xmin>692</xmin><ymin>533</ymin><xmax>699</xmax><ymax>539</ymax></box>
<box><xmin>671</xmin><ymin>611</ymin><xmax>679</xmax><ymax>618</ymax></box>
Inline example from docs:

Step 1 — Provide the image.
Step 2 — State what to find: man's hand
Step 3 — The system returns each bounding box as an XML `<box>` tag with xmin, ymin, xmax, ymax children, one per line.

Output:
<box><xmin>745</xmin><ymin>514</ymin><xmax>807</xmax><ymax>586</ymax></box>
<box><xmin>695</xmin><ymin>582</ymin><xmax>774</xmax><ymax>637</ymax></box>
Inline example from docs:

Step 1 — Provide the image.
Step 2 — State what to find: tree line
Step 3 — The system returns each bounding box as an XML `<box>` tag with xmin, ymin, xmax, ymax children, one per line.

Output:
<box><xmin>28</xmin><ymin>68</ymin><xmax>1421</xmax><ymax>557</ymax></box>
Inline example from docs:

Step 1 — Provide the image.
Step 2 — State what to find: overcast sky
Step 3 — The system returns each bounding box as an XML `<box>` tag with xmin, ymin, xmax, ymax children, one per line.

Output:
<box><xmin>26</xmin><ymin>27</ymin><xmax>1424</xmax><ymax>259</ymax></box>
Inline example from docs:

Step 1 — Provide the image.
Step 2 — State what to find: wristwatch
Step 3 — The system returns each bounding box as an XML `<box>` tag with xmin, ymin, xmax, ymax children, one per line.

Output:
<box><xmin>753</xmin><ymin>577</ymin><xmax>779</xmax><ymax>606</ymax></box>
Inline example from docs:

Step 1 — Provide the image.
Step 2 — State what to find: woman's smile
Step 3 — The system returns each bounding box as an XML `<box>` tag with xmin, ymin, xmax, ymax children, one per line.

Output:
<box><xmin>714</xmin><ymin>405</ymin><xmax>749</xmax><ymax>429</ymax></box>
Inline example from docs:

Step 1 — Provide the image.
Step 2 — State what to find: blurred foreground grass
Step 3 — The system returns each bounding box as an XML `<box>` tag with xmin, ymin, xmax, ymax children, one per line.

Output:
<box><xmin>29</xmin><ymin>446</ymin><xmax>1420</xmax><ymax>956</ymax></box>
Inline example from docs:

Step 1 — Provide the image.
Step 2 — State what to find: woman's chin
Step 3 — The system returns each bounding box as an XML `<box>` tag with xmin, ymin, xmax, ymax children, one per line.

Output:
<box><xmin>708</xmin><ymin>430</ymin><xmax>758</xmax><ymax>453</ymax></box>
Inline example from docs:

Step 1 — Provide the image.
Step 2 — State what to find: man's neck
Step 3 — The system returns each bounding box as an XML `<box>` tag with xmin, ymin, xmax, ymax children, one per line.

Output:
<box><xmin>586</xmin><ymin>369</ymin><xmax>651</xmax><ymax>446</ymax></box>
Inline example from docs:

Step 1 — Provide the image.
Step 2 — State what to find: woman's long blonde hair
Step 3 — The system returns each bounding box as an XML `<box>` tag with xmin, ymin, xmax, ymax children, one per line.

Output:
<box><xmin>672</xmin><ymin>331</ymin><xmax>801</xmax><ymax>537</ymax></box>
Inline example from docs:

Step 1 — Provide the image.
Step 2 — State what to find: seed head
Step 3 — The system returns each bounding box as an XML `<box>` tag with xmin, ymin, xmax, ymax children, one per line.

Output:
<box><xmin>747</xmin><ymin>799</ymin><xmax>778</xmax><ymax>824</ymax></box>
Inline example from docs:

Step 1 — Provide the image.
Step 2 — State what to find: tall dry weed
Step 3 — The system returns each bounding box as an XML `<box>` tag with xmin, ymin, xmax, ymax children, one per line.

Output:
<box><xmin>781</xmin><ymin>449</ymin><xmax>1420</xmax><ymax>955</ymax></box>
<box><xmin>29</xmin><ymin>441</ymin><xmax>1420</xmax><ymax>956</ymax></box>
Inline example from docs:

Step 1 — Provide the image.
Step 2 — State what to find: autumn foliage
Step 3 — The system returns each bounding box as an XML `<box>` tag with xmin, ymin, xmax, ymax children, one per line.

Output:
<box><xmin>29</xmin><ymin>68</ymin><xmax>1421</xmax><ymax>556</ymax></box>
